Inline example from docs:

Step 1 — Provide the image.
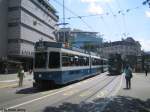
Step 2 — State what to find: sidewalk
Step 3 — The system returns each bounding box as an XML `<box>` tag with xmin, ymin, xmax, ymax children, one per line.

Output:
<box><xmin>118</xmin><ymin>73</ymin><xmax>150</xmax><ymax>100</ymax></box>
<box><xmin>0</xmin><ymin>72</ymin><xmax>33</xmax><ymax>82</ymax></box>
<box><xmin>103</xmin><ymin>73</ymin><xmax>150</xmax><ymax>112</ymax></box>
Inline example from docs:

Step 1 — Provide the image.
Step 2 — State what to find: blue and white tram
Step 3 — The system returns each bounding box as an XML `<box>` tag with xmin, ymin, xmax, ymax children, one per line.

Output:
<box><xmin>33</xmin><ymin>41</ymin><xmax>108</xmax><ymax>89</ymax></box>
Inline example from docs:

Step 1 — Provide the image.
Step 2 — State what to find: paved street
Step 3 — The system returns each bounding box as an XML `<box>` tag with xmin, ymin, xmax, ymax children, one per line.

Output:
<box><xmin>0</xmin><ymin>72</ymin><xmax>121</xmax><ymax>112</ymax></box>
<box><xmin>0</xmin><ymin>73</ymin><xmax>33</xmax><ymax>89</ymax></box>
<box><xmin>0</xmin><ymin>0</ymin><xmax>150</xmax><ymax>112</ymax></box>
<box><xmin>0</xmin><ymin>73</ymin><xmax>150</xmax><ymax>112</ymax></box>
<box><xmin>103</xmin><ymin>73</ymin><xmax>150</xmax><ymax>112</ymax></box>
<box><xmin>0</xmin><ymin>72</ymin><xmax>33</xmax><ymax>81</ymax></box>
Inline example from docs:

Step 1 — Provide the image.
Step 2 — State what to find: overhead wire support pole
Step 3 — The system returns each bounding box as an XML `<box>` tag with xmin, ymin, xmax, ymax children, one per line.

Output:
<box><xmin>63</xmin><ymin>0</ymin><xmax>65</xmax><ymax>28</ymax></box>
<box><xmin>53</xmin><ymin>0</ymin><xmax>95</xmax><ymax>31</ymax></box>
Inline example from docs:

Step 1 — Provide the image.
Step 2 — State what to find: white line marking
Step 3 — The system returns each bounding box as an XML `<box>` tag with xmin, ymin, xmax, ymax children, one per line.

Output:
<box><xmin>7</xmin><ymin>72</ymin><xmax>107</xmax><ymax>109</ymax></box>
<box><xmin>0</xmin><ymin>80</ymin><xmax>18</xmax><ymax>83</ymax></box>
<box><xmin>7</xmin><ymin>86</ymin><xmax>72</xmax><ymax>109</ymax></box>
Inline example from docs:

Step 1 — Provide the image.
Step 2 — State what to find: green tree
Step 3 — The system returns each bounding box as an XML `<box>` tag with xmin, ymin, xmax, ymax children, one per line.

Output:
<box><xmin>143</xmin><ymin>0</ymin><xmax>150</xmax><ymax>7</ymax></box>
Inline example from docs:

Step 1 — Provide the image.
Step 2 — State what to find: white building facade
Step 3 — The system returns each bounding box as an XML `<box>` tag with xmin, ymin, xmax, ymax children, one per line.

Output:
<box><xmin>0</xmin><ymin>0</ymin><xmax>58</xmax><ymax>72</ymax></box>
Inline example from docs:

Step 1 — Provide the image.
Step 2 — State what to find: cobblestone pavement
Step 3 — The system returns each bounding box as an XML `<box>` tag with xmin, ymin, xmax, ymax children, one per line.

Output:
<box><xmin>103</xmin><ymin>96</ymin><xmax>150</xmax><ymax>112</ymax></box>
<box><xmin>42</xmin><ymin>96</ymin><xmax>150</xmax><ymax>112</ymax></box>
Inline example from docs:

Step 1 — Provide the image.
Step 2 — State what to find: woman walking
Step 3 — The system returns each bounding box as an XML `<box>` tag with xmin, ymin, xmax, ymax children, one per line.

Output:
<box><xmin>124</xmin><ymin>65</ymin><xmax>133</xmax><ymax>89</ymax></box>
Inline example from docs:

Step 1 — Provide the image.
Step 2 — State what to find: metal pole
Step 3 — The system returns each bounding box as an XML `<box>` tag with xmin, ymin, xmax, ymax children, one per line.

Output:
<box><xmin>63</xmin><ymin>0</ymin><xmax>65</xmax><ymax>28</ymax></box>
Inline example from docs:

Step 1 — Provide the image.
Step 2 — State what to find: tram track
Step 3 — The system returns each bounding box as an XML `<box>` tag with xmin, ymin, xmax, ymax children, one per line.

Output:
<box><xmin>42</xmin><ymin>75</ymin><xmax>112</xmax><ymax>105</ymax></box>
<box><xmin>51</xmin><ymin>76</ymin><xmax>117</xmax><ymax>106</ymax></box>
<box><xmin>78</xmin><ymin>76</ymin><xmax>120</xmax><ymax>112</ymax></box>
<box><xmin>2</xmin><ymin>74</ymin><xmax>119</xmax><ymax>112</ymax></box>
<box><xmin>48</xmin><ymin>76</ymin><xmax>121</xmax><ymax>112</ymax></box>
<box><xmin>3</xmin><ymin>73</ymin><xmax>108</xmax><ymax>110</ymax></box>
<box><xmin>82</xmin><ymin>76</ymin><xmax>118</xmax><ymax>102</ymax></box>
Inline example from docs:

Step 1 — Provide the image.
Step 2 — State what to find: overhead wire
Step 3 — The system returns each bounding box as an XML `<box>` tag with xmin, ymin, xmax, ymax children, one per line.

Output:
<box><xmin>98</xmin><ymin>3</ymin><xmax>115</xmax><ymax>40</ymax></box>
<box><xmin>52</xmin><ymin>0</ymin><xmax>95</xmax><ymax>31</ymax></box>
<box><xmin>58</xmin><ymin>5</ymin><xmax>142</xmax><ymax>20</ymax></box>
<box><xmin>114</xmin><ymin>0</ymin><xmax>128</xmax><ymax>37</ymax></box>
<box><xmin>52</xmin><ymin>0</ymin><xmax>143</xmax><ymax>39</ymax></box>
<box><xmin>105</xmin><ymin>2</ymin><xmax>122</xmax><ymax>37</ymax></box>
<box><xmin>99</xmin><ymin>15</ymin><xmax>112</xmax><ymax>39</ymax></box>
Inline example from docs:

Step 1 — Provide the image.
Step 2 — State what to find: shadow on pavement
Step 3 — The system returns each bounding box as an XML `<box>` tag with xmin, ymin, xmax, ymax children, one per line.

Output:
<box><xmin>42</xmin><ymin>96</ymin><xmax>150</xmax><ymax>112</ymax></box>
<box><xmin>16</xmin><ymin>87</ymin><xmax>40</xmax><ymax>94</ymax></box>
<box><xmin>15</xmin><ymin>86</ymin><xmax>62</xmax><ymax>94</ymax></box>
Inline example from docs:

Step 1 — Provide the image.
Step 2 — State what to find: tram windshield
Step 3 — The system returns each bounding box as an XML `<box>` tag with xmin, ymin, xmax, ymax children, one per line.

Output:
<box><xmin>49</xmin><ymin>52</ymin><xmax>60</xmax><ymax>68</ymax></box>
<box><xmin>35</xmin><ymin>52</ymin><xmax>47</xmax><ymax>68</ymax></box>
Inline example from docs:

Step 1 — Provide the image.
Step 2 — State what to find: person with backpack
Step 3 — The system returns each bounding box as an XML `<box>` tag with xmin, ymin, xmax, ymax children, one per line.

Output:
<box><xmin>124</xmin><ymin>64</ymin><xmax>133</xmax><ymax>89</ymax></box>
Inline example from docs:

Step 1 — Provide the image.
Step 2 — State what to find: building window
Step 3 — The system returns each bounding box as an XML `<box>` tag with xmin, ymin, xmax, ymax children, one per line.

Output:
<box><xmin>8</xmin><ymin>7</ymin><xmax>19</xmax><ymax>12</ymax></box>
<box><xmin>8</xmin><ymin>39</ymin><xmax>19</xmax><ymax>43</ymax></box>
<box><xmin>8</xmin><ymin>22</ymin><xmax>19</xmax><ymax>27</ymax></box>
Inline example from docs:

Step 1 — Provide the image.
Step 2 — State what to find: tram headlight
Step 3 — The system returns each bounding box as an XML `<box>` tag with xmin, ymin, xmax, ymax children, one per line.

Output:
<box><xmin>33</xmin><ymin>80</ymin><xmax>35</xmax><ymax>83</ymax></box>
<box><xmin>39</xmin><ymin>74</ymin><xmax>42</xmax><ymax>78</ymax></box>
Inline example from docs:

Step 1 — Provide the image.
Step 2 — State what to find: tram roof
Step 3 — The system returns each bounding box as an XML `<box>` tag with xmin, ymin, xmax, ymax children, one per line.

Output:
<box><xmin>35</xmin><ymin>41</ymin><xmax>63</xmax><ymax>48</ymax></box>
<box><xmin>35</xmin><ymin>41</ymin><xmax>101</xmax><ymax>57</ymax></box>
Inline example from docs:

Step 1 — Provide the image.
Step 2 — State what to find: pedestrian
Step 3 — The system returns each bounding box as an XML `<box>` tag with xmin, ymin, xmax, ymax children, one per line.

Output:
<box><xmin>124</xmin><ymin>64</ymin><xmax>133</xmax><ymax>89</ymax></box>
<box><xmin>17</xmin><ymin>65</ymin><xmax>25</xmax><ymax>87</ymax></box>
<box><xmin>145</xmin><ymin>66</ymin><xmax>148</xmax><ymax>77</ymax></box>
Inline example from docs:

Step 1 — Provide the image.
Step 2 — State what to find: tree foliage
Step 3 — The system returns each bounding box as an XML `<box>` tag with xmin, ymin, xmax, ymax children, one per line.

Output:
<box><xmin>143</xmin><ymin>0</ymin><xmax>150</xmax><ymax>7</ymax></box>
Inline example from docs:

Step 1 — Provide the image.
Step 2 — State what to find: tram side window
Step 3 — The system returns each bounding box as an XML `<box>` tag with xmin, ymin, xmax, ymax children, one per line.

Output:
<box><xmin>35</xmin><ymin>52</ymin><xmax>47</xmax><ymax>68</ymax></box>
<box><xmin>62</xmin><ymin>53</ymin><xmax>70</xmax><ymax>67</ymax></box>
<box><xmin>92</xmin><ymin>58</ymin><xmax>101</xmax><ymax>66</ymax></box>
<box><xmin>49</xmin><ymin>52</ymin><xmax>60</xmax><ymax>68</ymax></box>
<box><xmin>62</xmin><ymin>53</ymin><xmax>89</xmax><ymax>67</ymax></box>
<box><xmin>92</xmin><ymin>58</ymin><xmax>96</xmax><ymax>65</ymax></box>
<box><xmin>103</xmin><ymin>60</ymin><xmax>108</xmax><ymax>65</ymax></box>
<box><xmin>82</xmin><ymin>57</ymin><xmax>89</xmax><ymax>66</ymax></box>
<box><xmin>74</xmin><ymin>56</ymin><xmax>79</xmax><ymax>66</ymax></box>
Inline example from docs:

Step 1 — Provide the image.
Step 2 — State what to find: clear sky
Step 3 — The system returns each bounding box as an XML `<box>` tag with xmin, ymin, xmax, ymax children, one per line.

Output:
<box><xmin>50</xmin><ymin>0</ymin><xmax>150</xmax><ymax>51</ymax></box>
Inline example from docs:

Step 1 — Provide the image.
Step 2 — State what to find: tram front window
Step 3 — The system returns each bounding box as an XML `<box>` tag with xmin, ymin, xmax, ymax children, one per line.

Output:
<box><xmin>49</xmin><ymin>52</ymin><xmax>60</xmax><ymax>68</ymax></box>
<box><xmin>35</xmin><ymin>52</ymin><xmax>47</xmax><ymax>68</ymax></box>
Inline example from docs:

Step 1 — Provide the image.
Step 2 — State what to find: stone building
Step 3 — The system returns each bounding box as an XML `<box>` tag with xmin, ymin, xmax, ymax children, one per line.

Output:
<box><xmin>0</xmin><ymin>0</ymin><xmax>58</xmax><ymax>73</ymax></box>
<box><xmin>99</xmin><ymin>37</ymin><xmax>141</xmax><ymax>69</ymax></box>
<box><xmin>100</xmin><ymin>37</ymin><xmax>141</xmax><ymax>59</ymax></box>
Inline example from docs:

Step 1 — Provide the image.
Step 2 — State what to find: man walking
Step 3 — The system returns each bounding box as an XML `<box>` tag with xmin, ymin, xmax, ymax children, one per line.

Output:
<box><xmin>17</xmin><ymin>65</ymin><xmax>25</xmax><ymax>87</ymax></box>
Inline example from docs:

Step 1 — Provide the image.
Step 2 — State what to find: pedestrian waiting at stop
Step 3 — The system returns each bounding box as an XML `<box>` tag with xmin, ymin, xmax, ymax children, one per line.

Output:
<box><xmin>17</xmin><ymin>65</ymin><xmax>25</xmax><ymax>87</ymax></box>
<box><xmin>124</xmin><ymin>64</ymin><xmax>133</xmax><ymax>89</ymax></box>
